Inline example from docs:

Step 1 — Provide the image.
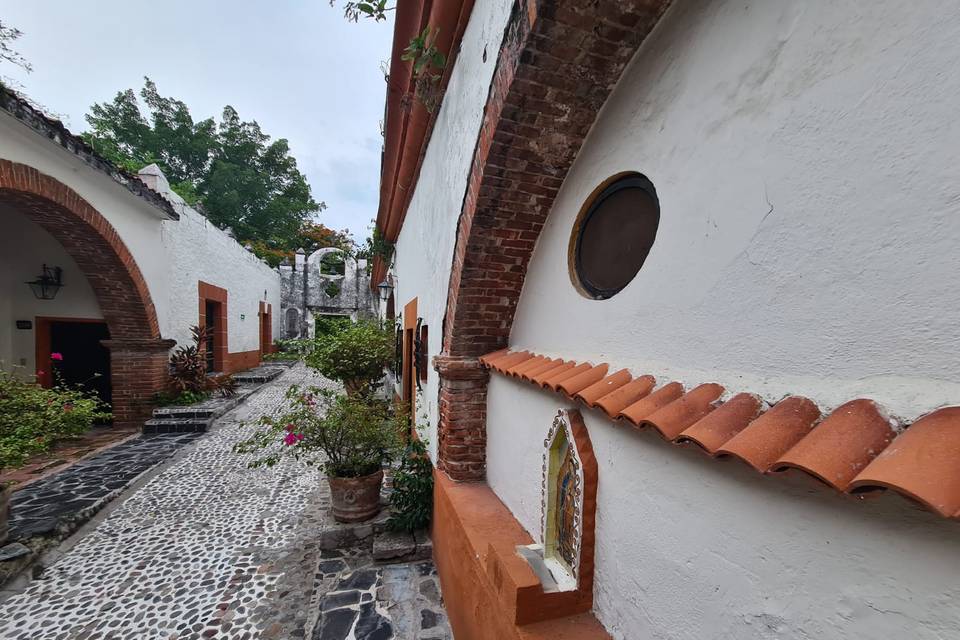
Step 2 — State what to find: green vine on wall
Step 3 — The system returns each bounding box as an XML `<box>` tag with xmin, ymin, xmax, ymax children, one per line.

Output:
<box><xmin>331</xmin><ymin>2</ymin><xmax>447</xmax><ymax>113</ymax></box>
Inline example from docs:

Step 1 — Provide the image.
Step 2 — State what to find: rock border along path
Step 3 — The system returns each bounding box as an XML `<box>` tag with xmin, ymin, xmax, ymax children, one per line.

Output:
<box><xmin>0</xmin><ymin>364</ymin><xmax>452</xmax><ymax>639</ymax></box>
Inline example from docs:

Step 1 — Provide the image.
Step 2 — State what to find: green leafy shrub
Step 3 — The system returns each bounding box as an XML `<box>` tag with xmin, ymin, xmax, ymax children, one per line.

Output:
<box><xmin>305</xmin><ymin>321</ymin><xmax>392</xmax><ymax>393</ymax></box>
<box><xmin>234</xmin><ymin>387</ymin><xmax>403</xmax><ymax>478</ymax></box>
<box><xmin>0</xmin><ymin>370</ymin><xmax>111</xmax><ymax>471</ymax></box>
<box><xmin>314</xmin><ymin>315</ymin><xmax>351</xmax><ymax>340</ymax></box>
<box><xmin>154</xmin><ymin>389</ymin><xmax>210</xmax><ymax>407</ymax></box>
<box><xmin>388</xmin><ymin>437</ymin><xmax>434</xmax><ymax>532</ymax></box>
<box><xmin>168</xmin><ymin>325</ymin><xmax>237</xmax><ymax>398</ymax></box>
<box><xmin>272</xmin><ymin>338</ymin><xmax>315</xmax><ymax>359</ymax></box>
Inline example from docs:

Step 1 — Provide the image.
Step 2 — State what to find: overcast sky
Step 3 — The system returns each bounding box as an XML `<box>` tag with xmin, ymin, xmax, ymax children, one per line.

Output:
<box><xmin>1</xmin><ymin>1</ymin><xmax>394</xmax><ymax>240</ymax></box>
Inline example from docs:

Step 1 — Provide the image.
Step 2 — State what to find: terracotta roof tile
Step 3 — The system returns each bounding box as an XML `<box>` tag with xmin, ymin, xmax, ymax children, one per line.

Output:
<box><xmin>618</xmin><ymin>382</ymin><xmax>684</xmax><ymax>426</ymax></box>
<box><xmin>640</xmin><ymin>383</ymin><xmax>725</xmax><ymax>440</ymax></box>
<box><xmin>593</xmin><ymin>375</ymin><xmax>656</xmax><ymax>418</ymax></box>
<box><xmin>543</xmin><ymin>363</ymin><xmax>593</xmax><ymax>391</ymax></box>
<box><xmin>489</xmin><ymin>351</ymin><xmax>533</xmax><ymax>373</ymax></box>
<box><xmin>849</xmin><ymin>407</ymin><xmax>960</xmax><ymax>517</ymax></box>
<box><xmin>676</xmin><ymin>393</ymin><xmax>763</xmax><ymax>454</ymax></box>
<box><xmin>479</xmin><ymin>349</ymin><xmax>511</xmax><ymax>367</ymax></box>
<box><xmin>507</xmin><ymin>355</ymin><xmax>548</xmax><ymax>377</ymax></box>
<box><xmin>575</xmin><ymin>369</ymin><xmax>632</xmax><ymax>407</ymax></box>
<box><xmin>479</xmin><ymin>349</ymin><xmax>960</xmax><ymax>519</ymax></box>
<box><xmin>521</xmin><ymin>358</ymin><xmax>565</xmax><ymax>381</ymax></box>
<box><xmin>530</xmin><ymin>362</ymin><xmax>575</xmax><ymax>386</ymax></box>
<box><xmin>557</xmin><ymin>364</ymin><xmax>610</xmax><ymax>398</ymax></box>
<box><xmin>773</xmin><ymin>399</ymin><xmax>896</xmax><ymax>491</ymax></box>
<box><xmin>716</xmin><ymin>396</ymin><xmax>821</xmax><ymax>472</ymax></box>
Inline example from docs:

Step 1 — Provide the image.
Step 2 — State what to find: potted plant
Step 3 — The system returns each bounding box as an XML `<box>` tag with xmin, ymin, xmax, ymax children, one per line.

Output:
<box><xmin>305</xmin><ymin>320</ymin><xmax>393</xmax><ymax>395</ymax></box>
<box><xmin>235</xmin><ymin>387</ymin><xmax>403</xmax><ymax>522</ymax></box>
<box><xmin>0</xmin><ymin>366</ymin><xmax>110</xmax><ymax>544</ymax></box>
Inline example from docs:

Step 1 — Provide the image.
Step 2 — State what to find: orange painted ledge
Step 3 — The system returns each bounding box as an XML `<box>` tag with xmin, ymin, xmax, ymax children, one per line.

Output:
<box><xmin>433</xmin><ymin>472</ymin><xmax>610</xmax><ymax>640</ymax></box>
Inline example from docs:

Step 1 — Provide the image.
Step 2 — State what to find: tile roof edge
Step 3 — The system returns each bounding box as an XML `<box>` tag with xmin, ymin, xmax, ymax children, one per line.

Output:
<box><xmin>479</xmin><ymin>348</ymin><xmax>960</xmax><ymax>521</ymax></box>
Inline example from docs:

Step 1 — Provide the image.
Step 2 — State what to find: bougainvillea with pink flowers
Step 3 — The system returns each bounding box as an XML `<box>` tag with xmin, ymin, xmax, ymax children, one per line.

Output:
<box><xmin>0</xmin><ymin>368</ymin><xmax>110</xmax><ymax>471</ymax></box>
<box><xmin>233</xmin><ymin>386</ymin><xmax>405</xmax><ymax>478</ymax></box>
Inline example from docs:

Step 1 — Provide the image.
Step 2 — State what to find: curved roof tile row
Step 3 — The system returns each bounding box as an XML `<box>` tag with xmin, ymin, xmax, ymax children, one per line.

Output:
<box><xmin>479</xmin><ymin>349</ymin><xmax>960</xmax><ymax>519</ymax></box>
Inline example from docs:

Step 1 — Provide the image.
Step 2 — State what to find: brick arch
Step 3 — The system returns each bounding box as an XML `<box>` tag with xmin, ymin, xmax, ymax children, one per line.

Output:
<box><xmin>0</xmin><ymin>159</ymin><xmax>173</xmax><ymax>427</ymax></box>
<box><xmin>434</xmin><ymin>0</ymin><xmax>672</xmax><ymax>480</ymax></box>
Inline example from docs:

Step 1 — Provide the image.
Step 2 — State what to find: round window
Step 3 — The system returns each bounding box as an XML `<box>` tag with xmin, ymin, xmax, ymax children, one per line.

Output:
<box><xmin>570</xmin><ymin>174</ymin><xmax>660</xmax><ymax>299</ymax></box>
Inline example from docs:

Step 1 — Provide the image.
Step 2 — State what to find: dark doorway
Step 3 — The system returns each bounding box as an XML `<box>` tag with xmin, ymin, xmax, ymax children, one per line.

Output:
<box><xmin>205</xmin><ymin>300</ymin><xmax>218</xmax><ymax>372</ymax></box>
<box><xmin>47</xmin><ymin>320</ymin><xmax>111</xmax><ymax>406</ymax></box>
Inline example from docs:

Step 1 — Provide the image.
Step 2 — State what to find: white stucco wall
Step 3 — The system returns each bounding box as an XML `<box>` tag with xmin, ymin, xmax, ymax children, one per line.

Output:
<box><xmin>486</xmin><ymin>377</ymin><xmax>960</xmax><ymax>640</ymax></box>
<box><xmin>484</xmin><ymin>1</ymin><xmax>960</xmax><ymax>638</ymax></box>
<box><xmin>391</xmin><ymin>0</ymin><xmax>514</xmax><ymax>460</ymax></box>
<box><xmin>0</xmin><ymin>114</ymin><xmax>281</xmax><ymax>360</ymax></box>
<box><xmin>507</xmin><ymin>0</ymin><xmax>960</xmax><ymax>419</ymax></box>
<box><xmin>0</xmin><ymin>205</ymin><xmax>102</xmax><ymax>374</ymax></box>
<box><xmin>159</xmin><ymin>199</ymin><xmax>281</xmax><ymax>355</ymax></box>
<box><xmin>0</xmin><ymin>113</ymin><xmax>174</xmax><ymax>334</ymax></box>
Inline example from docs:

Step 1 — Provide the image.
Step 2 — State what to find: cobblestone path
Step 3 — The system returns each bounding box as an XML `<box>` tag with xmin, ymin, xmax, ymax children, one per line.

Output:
<box><xmin>0</xmin><ymin>365</ymin><xmax>452</xmax><ymax>640</ymax></box>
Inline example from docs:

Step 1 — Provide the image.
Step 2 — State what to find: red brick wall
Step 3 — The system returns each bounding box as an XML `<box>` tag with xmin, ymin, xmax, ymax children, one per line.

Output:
<box><xmin>435</xmin><ymin>0</ymin><xmax>671</xmax><ymax>481</ymax></box>
<box><xmin>0</xmin><ymin>159</ymin><xmax>172</xmax><ymax>428</ymax></box>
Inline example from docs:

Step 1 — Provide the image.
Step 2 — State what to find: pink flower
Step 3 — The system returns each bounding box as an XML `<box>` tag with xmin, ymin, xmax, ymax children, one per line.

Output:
<box><xmin>50</xmin><ymin>352</ymin><xmax>63</xmax><ymax>361</ymax></box>
<box><xmin>296</xmin><ymin>433</ymin><xmax>304</xmax><ymax>442</ymax></box>
<box><xmin>285</xmin><ymin>423</ymin><xmax>296</xmax><ymax>432</ymax></box>
<box><xmin>63</xmin><ymin>403</ymin><xmax>74</xmax><ymax>412</ymax></box>
<box><xmin>283</xmin><ymin>432</ymin><xmax>299</xmax><ymax>446</ymax></box>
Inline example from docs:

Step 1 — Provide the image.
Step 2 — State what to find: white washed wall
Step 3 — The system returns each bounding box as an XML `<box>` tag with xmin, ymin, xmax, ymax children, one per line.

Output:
<box><xmin>487</xmin><ymin>1</ymin><xmax>960</xmax><ymax>638</ymax></box>
<box><xmin>0</xmin><ymin>113</ymin><xmax>173</xmax><ymax>333</ymax></box>
<box><xmin>486</xmin><ymin>377</ymin><xmax>960</xmax><ymax>640</ymax></box>
<box><xmin>0</xmin><ymin>206</ymin><xmax>102</xmax><ymax>373</ymax></box>
<box><xmin>392</xmin><ymin>0</ymin><xmax>514</xmax><ymax>461</ymax></box>
<box><xmin>0</xmin><ymin>114</ymin><xmax>281</xmax><ymax>356</ymax></box>
<box><xmin>160</xmin><ymin>202</ymin><xmax>281</xmax><ymax>354</ymax></box>
<box><xmin>507</xmin><ymin>0</ymin><xmax>960</xmax><ymax>418</ymax></box>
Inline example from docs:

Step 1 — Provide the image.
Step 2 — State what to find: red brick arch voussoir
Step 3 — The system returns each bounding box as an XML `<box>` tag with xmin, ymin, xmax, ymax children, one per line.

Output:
<box><xmin>0</xmin><ymin>159</ymin><xmax>173</xmax><ymax>427</ymax></box>
<box><xmin>433</xmin><ymin>0</ymin><xmax>673</xmax><ymax>481</ymax></box>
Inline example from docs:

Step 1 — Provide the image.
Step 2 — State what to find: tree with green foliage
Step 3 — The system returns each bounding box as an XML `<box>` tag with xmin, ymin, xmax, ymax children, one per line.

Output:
<box><xmin>83</xmin><ymin>78</ymin><xmax>339</xmax><ymax>263</ymax></box>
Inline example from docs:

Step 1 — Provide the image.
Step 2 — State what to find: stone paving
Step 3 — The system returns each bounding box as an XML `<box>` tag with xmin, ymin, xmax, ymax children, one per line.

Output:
<box><xmin>0</xmin><ymin>364</ymin><xmax>453</xmax><ymax>640</ymax></box>
<box><xmin>8</xmin><ymin>433</ymin><xmax>203</xmax><ymax>540</ymax></box>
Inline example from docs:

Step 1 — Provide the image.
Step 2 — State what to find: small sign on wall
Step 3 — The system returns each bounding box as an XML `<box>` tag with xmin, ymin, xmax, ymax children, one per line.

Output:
<box><xmin>15</xmin><ymin>320</ymin><xmax>32</xmax><ymax>330</ymax></box>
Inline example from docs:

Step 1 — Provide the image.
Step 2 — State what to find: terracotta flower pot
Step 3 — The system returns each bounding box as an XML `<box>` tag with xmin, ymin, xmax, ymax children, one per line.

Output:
<box><xmin>328</xmin><ymin>469</ymin><xmax>383</xmax><ymax>523</ymax></box>
<box><xmin>0</xmin><ymin>484</ymin><xmax>10</xmax><ymax>546</ymax></box>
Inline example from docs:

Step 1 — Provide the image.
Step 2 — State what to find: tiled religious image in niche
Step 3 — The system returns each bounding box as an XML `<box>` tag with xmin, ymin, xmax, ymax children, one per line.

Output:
<box><xmin>541</xmin><ymin>410</ymin><xmax>585</xmax><ymax>590</ymax></box>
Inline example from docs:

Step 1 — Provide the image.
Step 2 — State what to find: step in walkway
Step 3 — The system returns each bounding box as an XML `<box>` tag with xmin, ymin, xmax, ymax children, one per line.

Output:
<box><xmin>143</xmin><ymin>364</ymin><xmax>287</xmax><ymax>434</ymax></box>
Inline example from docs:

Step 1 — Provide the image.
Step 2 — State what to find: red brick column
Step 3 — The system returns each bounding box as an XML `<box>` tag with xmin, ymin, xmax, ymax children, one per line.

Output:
<box><xmin>434</xmin><ymin>355</ymin><xmax>489</xmax><ymax>481</ymax></box>
<box><xmin>435</xmin><ymin>0</ymin><xmax>671</xmax><ymax>481</ymax></box>
<box><xmin>103</xmin><ymin>339</ymin><xmax>175</xmax><ymax>429</ymax></box>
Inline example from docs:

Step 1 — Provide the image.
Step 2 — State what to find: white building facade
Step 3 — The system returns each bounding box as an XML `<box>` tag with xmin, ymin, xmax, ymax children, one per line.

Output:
<box><xmin>378</xmin><ymin>1</ymin><xmax>960</xmax><ymax>639</ymax></box>
<box><xmin>0</xmin><ymin>88</ymin><xmax>281</xmax><ymax>428</ymax></box>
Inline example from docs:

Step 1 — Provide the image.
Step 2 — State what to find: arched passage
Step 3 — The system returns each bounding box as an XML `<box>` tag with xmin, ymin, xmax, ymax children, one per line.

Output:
<box><xmin>0</xmin><ymin>159</ymin><xmax>174</xmax><ymax>428</ymax></box>
<box><xmin>433</xmin><ymin>0</ymin><xmax>671</xmax><ymax>480</ymax></box>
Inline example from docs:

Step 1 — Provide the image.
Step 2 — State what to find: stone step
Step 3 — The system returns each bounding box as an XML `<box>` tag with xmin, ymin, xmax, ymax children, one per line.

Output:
<box><xmin>373</xmin><ymin>529</ymin><xmax>433</xmax><ymax>564</ymax></box>
<box><xmin>151</xmin><ymin>406</ymin><xmax>219</xmax><ymax>420</ymax></box>
<box><xmin>143</xmin><ymin>417</ymin><xmax>215</xmax><ymax>434</ymax></box>
<box><xmin>232</xmin><ymin>367</ymin><xmax>284</xmax><ymax>384</ymax></box>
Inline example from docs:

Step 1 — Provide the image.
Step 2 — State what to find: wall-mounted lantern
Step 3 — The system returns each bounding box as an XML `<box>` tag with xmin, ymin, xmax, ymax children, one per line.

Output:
<box><xmin>26</xmin><ymin>264</ymin><xmax>64</xmax><ymax>300</ymax></box>
<box><xmin>377</xmin><ymin>276</ymin><xmax>394</xmax><ymax>304</ymax></box>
